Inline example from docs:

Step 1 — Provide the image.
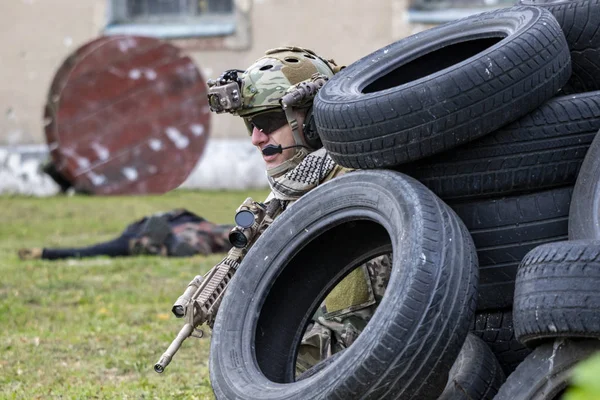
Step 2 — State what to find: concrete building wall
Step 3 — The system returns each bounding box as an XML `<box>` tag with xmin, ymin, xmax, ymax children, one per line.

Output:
<box><xmin>0</xmin><ymin>0</ymin><xmax>106</xmax><ymax>146</ymax></box>
<box><xmin>0</xmin><ymin>0</ymin><xmax>414</xmax><ymax>147</ymax></box>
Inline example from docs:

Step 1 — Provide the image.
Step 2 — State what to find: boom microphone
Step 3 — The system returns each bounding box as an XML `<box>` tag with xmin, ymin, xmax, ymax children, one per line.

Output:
<box><xmin>261</xmin><ymin>144</ymin><xmax>309</xmax><ymax>156</ymax></box>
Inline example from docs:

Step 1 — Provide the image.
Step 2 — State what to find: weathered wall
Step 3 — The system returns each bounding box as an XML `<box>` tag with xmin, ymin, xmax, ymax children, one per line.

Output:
<box><xmin>0</xmin><ymin>0</ymin><xmax>421</xmax><ymax>194</ymax></box>
<box><xmin>0</xmin><ymin>0</ymin><xmax>106</xmax><ymax>146</ymax></box>
<box><xmin>0</xmin><ymin>0</ymin><xmax>412</xmax><ymax>146</ymax></box>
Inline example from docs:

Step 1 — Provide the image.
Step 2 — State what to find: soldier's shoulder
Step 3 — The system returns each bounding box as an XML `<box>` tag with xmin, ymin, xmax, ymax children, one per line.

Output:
<box><xmin>324</xmin><ymin>164</ymin><xmax>354</xmax><ymax>182</ymax></box>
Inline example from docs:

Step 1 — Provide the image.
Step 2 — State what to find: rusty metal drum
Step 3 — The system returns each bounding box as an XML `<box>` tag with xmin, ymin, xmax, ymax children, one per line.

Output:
<box><xmin>44</xmin><ymin>35</ymin><xmax>210</xmax><ymax>195</ymax></box>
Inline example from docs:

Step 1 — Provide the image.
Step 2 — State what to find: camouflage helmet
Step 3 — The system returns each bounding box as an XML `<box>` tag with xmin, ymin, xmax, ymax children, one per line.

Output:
<box><xmin>236</xmin><ymin>46</ymin><xmax>336</xmax><ymax>117</ymax></box>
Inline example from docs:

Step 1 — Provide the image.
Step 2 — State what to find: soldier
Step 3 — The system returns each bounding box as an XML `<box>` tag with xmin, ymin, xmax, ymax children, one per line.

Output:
<box><xmin>17</xmin><ymin>209</ymin><xmax>234</xmax><ymax>260</ymax></box>
<box><xmin>207</xmin><ymin>46</ymin><xmax>392</xmax><ymax>376</ymax></box>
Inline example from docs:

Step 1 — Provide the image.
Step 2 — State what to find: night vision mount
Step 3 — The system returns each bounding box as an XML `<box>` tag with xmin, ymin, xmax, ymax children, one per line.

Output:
<box><xmin>207</xmin><ymin>69</ymin><xmax>244</xmax><ymax>113</ymax></box>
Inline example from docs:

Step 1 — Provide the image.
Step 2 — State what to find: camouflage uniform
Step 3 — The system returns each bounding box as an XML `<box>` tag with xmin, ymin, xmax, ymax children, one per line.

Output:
<box><xmin>270</xmin><ymin>166</ymin><xmax>393</xmax><ymax>376</ymax></box>
<box><xmin>296</xmin><ymin>255</ymin><xmax>392</xmax><ymax>373</ymax></box>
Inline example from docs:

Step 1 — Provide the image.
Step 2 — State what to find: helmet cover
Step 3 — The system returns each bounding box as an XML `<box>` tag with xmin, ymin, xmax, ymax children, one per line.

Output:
<box><xmin>236</xmin><ymin>46</ymin><xmax>334</xmax><ymax>117</ymax></box>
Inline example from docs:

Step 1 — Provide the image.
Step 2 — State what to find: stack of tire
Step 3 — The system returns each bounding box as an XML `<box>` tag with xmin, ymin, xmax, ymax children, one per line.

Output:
<box><xmin>494</xmin><ymin>130</ymin><xmax>600</xmax><ymax>399</ymax></box>
<box><xmin>311</xmin><ymin>1</ymin><xmax>600</xmax><ymax>398</ymax></box>
<box><xmin>495</xmin><ymin>2</ymin><xmax>600</xmax><ymax>397</ymax></box>
<box><xmin>207</xmin><ymin>3</ymin><xmax>600</xmax><ymax>400</ymax></box>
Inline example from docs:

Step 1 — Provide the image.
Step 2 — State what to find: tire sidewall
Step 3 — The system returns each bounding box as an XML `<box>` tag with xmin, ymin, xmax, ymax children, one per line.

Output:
<box><xmin>570</xmin><ymin>131</ymin><xmax>600</xmax><ymax>240</ymax></box>
<box><xmin>210</xmin><ymin>170</ymin><xmax>455</xmax><ymax>399</ymax></box>
<box><xmin>317</xmin><ymin>6</ymin><xmax>547</xmax><ymax>103</ymax></box>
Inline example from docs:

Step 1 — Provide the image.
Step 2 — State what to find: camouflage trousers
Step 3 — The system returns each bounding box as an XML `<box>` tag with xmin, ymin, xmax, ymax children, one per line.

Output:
<box><xmin>296</xmin><ymin>254</ymin><xmax>392</xmax><ymax>375</ymax></box>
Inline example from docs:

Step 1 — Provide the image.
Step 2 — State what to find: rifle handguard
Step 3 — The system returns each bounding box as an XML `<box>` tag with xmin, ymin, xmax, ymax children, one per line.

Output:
<box><xmin>154</xmin><ymin>198</ymin><xmax>280</xmax><ymax>374</ymax></box>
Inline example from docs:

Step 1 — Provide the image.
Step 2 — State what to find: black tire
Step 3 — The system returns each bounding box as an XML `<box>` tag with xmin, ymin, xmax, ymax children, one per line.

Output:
<box><xmin>397</xmin><ymin>92</ymin><xmax>600</xmax><ymax>200</ymax></box>
<box><xmin>438</xmin><ymin>334</ymin><xmax>506</xmax><ymax>400</ymax></box>
<box><xmin>296</xmin><ymin>349</ymin><xmax>346</xmax><ymax>382</ymax></box>
<box><xmin>494</xmin><ymin>339</ymin><xmax>600</xmax><ymax>400</ymax></box>
<box><xmin>449</xmin><ymin>186</ymin><xmax>571</xmax><ymax>310</ymax></box>
<box><xmin>314</xmin><ymin>6</ymin><xmax>571</xmax><ymax>169</ymax></box>
<box><xmin>470</xmin><ymin>309</ymin><xmax>531</xmax><ymax>375</ymax></box>
<box><xmin>514</xmin><ymin>240</ymin><xmax>600</xmax><ymax>347</ymax></box>
<box><xmin>570</xmin><ymin>130</ymin><xmax>600</xmax><ymax>239</ymax></box>
<box><xmin>209</xmin><ymin>170</ymin><xmax>478</xmax><ymax>400</ymax></box>
<box><xmin>518</xmin><ymin>0</ymin><xmax>600</xmax><ymax>94</ymax></box>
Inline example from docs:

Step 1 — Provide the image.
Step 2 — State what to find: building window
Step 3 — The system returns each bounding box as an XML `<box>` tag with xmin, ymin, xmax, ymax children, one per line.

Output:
<box><xmin>407</xmin><ymin>0</ymin><xmax>514</xmax><ymax>24</ymax></box>
<box><xmin>105</xmin><ymin>0</ymin><xmax>237</xmax><ymax>39</ymax></box>
<box><xmin>124</xmin><ymin>0</ymin><xmax>233</xmax><ymax>21</ymax></box>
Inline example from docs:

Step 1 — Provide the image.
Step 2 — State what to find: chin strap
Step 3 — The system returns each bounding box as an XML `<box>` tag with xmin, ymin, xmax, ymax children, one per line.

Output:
<box><xmin>282</xmin><ymin>106</ymin><xmax>309</xmax><ymax>150</ymax></box>
<box><xmin>270</xmin><ymin>100</ymin><xmax>313</xmax><ymax>178</ymax></box>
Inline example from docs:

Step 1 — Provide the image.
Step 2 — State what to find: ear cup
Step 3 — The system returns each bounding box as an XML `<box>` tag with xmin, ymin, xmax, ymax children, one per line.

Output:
<box><xmin>302</xmin><ymin>107</ymin><xmax>322</xmax><ymax>150</ymax></box>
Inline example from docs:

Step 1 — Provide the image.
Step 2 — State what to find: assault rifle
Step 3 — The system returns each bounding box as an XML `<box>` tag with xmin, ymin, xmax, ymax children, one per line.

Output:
<box><xmin>154</xmin><ymin>197</ymin><xmax>281</xmax><ymax>373</ymax></box>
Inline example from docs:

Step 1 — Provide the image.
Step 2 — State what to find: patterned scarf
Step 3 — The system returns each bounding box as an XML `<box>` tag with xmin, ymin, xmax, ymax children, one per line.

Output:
<box><xmin>267</xmin><ymin>148</ymin><xmax>336</xmax><ymax>201</ymax></box>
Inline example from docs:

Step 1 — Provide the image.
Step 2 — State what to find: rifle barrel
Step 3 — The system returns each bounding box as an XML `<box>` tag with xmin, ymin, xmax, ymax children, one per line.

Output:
<box><xmin>154</xmin><ymin>323</ymin><xmax>194</xmax><ymax>373</ymax></box>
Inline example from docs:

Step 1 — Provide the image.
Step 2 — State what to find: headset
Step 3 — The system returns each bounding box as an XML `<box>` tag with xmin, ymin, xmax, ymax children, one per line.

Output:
<box><xmin>279</xmin><ymin>74</ymin><xmax>329</xmax><ymax>150</ymax></box>
<box><xmin>302</xmin><ymin>107</ymin><xmax>322</xmax><ymax>150</ymax></box>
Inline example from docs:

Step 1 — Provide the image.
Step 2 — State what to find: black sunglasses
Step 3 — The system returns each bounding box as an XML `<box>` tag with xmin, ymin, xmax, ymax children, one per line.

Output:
<box><xmin>244</xmin><ymin>110</ymin><xmax>289</xmax><ymax>135</ymax></box>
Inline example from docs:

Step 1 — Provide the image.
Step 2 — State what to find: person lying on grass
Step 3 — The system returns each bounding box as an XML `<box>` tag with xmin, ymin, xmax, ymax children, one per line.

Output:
<box><xmin>17</xmin><ymin>209</ymin><xmax>234</xmax><ymax>260</ymax></box>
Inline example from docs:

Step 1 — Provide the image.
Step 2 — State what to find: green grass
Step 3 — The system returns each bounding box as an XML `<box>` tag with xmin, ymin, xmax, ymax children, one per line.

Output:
<box><xmin>0</xmin><ymin>189</ymin><xmax>269</xmax><ymax>399</ymax></box>
<box><xmin>6</xmin><ymin>189</ymin><xmax>600</xmax><ymax>399</ymax></box>
<box><xmin>564</xmin><ymin>351</ymin><xmax>600</xmax><ymax>400</ymax></box>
